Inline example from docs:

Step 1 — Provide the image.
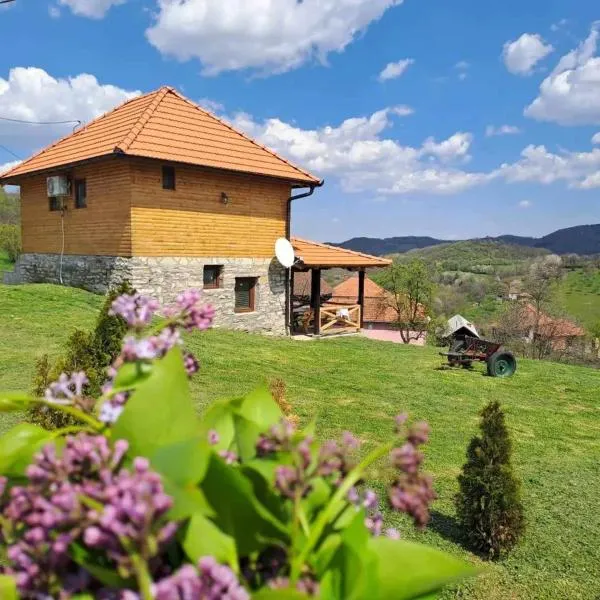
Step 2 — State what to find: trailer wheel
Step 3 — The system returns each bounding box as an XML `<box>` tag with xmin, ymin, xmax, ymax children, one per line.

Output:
<box><xmin>487</xmin><ymin>351</ymin><xmax>517</xmax><ymax>377</ymax></box>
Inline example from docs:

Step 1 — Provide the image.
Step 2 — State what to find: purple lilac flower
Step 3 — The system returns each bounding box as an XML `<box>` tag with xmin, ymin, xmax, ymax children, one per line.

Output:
<box><xmin>218</xmin><ymin>450</ymin><xmax>239</xmax><ymax>465</ymax></box>
<box><xmin>98</xmin><ymin>400</ymin><xmax>125</xmax><ymax>424</ymax></box>
<box><xmin>208</xmin><ymin>430</ymin><xmax>220</xmax><ymax>446</ymax></box>
<box><xmin>385</xmin><ymin>528</ymin><xmax>401</xmax><ymax>540</ymax></box>
<box><xmin>256</xmin><ymin>419</ymin><xmax>296</xmax><ymax>457</ymax></box>
<box><xmin>152</xmin><ymin>557</ymin><xmax>249</xmax><ymax>600</ymax></box>
<box><xmin>365</xmin><ymin>512</ymin><xmax>383</xmax><ymax>537</ymax></box>
<box><xmin>44</xmin><ymin>371</ymin><xmax>88</xmax><ymax>405</ymax></box>
<box><xmin>268</xmin><ymin>576</ymin><xmax>319</xmax><ymax>597</ymax></box>
<box><xmin>1</xmin><ymin>434</ymin><xmax>175</xmax><ymax>597</ymax></box>
<box><xmin>110</xmin><ymin>293</ymin><xmax>160</xmax><ymax>329</ymax></box>
<box><xmin>173</xmin><ymin>289</ymin><xmax>216</xmax><ymax>332</ymax></box>
<box><xmin>184</xmin><ymin>352</ymin><xmax>200</xmax><ymax>377</ymax></box>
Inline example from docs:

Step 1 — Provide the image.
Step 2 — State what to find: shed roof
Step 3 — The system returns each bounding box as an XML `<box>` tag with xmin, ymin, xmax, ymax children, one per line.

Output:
<box><xmin>291</xmin><ymin>238</ymin><xmax>392</xmax><ymax>268</ymax></box>
<box><xmin>0</xmin><ymin>86</ymin><xmax>320</xmax><ymax>186</ymax></box>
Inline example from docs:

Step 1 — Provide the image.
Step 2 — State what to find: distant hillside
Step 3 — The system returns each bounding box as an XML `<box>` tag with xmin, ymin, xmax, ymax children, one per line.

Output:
<box><xmin>330</xmin><ymin>224</ymin><xmax>600</xmax><ymax>256</ymax></box>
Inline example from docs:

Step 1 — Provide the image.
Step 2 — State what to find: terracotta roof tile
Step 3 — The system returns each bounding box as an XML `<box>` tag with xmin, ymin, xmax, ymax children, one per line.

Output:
<box><xmin>291</xmin><ymin>238</ymin><xmax>392</xmax><ymax>268</ymax></box>
<box><xmin>292</xmin><ymin>271</ymin><xmax>333</xmax><ymax>298</ymax></box>
<box><xmin>331</xmin><ymin>275</ymin><xmax>398</xmax><ymax>322</ymax></box>
<box><xmin>1</xmin><ymin>87</ymin><xmax>320</xmax><ymax>185</ymax></box>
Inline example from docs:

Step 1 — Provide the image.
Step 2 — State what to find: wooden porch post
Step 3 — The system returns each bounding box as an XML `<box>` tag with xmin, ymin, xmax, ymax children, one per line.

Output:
<box><xmin>358</xmin><ymin>269</ymin><xmax>365</xmax><ymax>329</ymax></box>
<box><xmin>311</xmin><ymin>268</ymin><xmax>321</xmax><ymax>336</ymax></box>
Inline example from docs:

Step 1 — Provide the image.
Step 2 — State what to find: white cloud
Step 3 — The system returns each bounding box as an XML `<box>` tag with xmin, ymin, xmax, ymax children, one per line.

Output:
<box><xmin>525</xmin><ymin>25</ymin><xmax>600</xmax><ymax>125</ymax></box>
<box><xmin>495</xmin><ymin>144</ymin><xmax>600</xmax><ymax>189</ymax></box>
<box><xmin>422</xmin><ymin>132</ymin><xmax>473</xmax><ymax>162</ymax></box>
<box><xmin>198</xmin><ymin>97</ymin><xmax>224</xmax><ymax>114</ymax></box>
<box><xmin>228</xmin><ymin>108</ymin><xmax>486</xmax><ymax>195</ymax></box>
<box><xmin>48</xmin><ymin>5</ymin><xmax>61</xmax><ymax>18</ymax></box>
<box><xmin>454</xmin><ymin>61</ymin><xmax>469</xmax><ymax>81</ymax></box>
<box><xmin>592</xmin><ymin>132</ymin><xmax>600</xmax><ymax>144</ymax></box>
<box><xmin>0</xmin><ymin>67</ymin><xmax>140</xmax><ymax>152</ymax></box>
<box><xmin>390</xmin><ymin>105</ymin><xmax>414</xmax><ymax>117</ymax></box>
<box><xmin>0</xmin><ymin>160</ymin><xmax>21</xmax><ymax>175</ymax></box>
<box><xmin>58</xmin><ymin>0</ymin><xmax>125</xmax><ymax>18</ymax></box>
<box><xmin>146</xmin><ymin>0</ymin><xmax>403</xmax><ymax>75</ymax></box>
<box><xmin>485</xmin><ymin>124</ymin><xmax>522</xmax><ymax>137</ymax></box>
<box><xmin>519</xmin><ymin>200</ymin><xmax>532</xmax><ymax>208</ymax></box>
<box><xmin>378</xmin><ymin>58</ymin><xmax>414</xmax><ymax>82</ymax></box>
<box><xmin>503</xmin><ymin>33</ymin><xmax>554</xmax><ymax>75</ymax></box>
<box><xmin>550</xmin><ymin>18</ymin><xmax>569</xmax><ymax>33</ymax></box>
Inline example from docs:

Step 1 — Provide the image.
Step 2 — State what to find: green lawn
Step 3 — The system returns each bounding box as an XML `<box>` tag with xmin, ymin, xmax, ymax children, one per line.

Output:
<box><xmin>555</xmin><ymin>269</ymin><xmax>600</xmax><ymax>330</ymax></box>
<box><xmin>1</xmin><ymin>284</ymin><xmax>600</xmax><ymax>599</ymax></box>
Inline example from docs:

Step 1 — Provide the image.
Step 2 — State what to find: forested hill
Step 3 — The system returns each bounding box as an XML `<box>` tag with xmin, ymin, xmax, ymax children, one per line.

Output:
<box><xmin>330</xmin><ymin>224</ymin><xmax>600</xmax><ymax>256</ymax></box>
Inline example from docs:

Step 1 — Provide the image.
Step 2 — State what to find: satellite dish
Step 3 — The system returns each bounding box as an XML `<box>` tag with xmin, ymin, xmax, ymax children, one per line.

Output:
<box><xmin>275</xmin><ymin>238</ymin><xmax>296</xmax><ymax>268</ymax></box>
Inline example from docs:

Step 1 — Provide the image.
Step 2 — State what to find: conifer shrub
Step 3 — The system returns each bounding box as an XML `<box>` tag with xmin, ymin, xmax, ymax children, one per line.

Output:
<box><xmin>28</xmin><ymin>281</ymin><xmax>134</xmax><ymax>429</ymax></box>
<box><xmin>455</xmin><ymin>401</ymin><xmax>525</xmax><ymax>559</ymax></box>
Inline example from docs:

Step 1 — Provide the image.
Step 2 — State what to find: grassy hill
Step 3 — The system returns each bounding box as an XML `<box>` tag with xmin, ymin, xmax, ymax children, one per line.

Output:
<box><xmin>1</xmin><ymin>284</ymin><xmax>599</xmax><ymax>599</ymax></box>
<box><xmin>555</xmin><ymin>269</ymin><xmax>600</xmax><ymax>330</ymax></box>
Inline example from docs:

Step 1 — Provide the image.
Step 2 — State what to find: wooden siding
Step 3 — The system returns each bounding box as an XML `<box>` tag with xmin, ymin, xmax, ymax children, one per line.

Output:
<box><xmin>130</xmin><ymin>159</ymin><xmax>290</xmax><ymax>257</ymax></box>
<box><xmin>20</xmin><ymin>158</ymin><xmax>132</xmax><ymax>256</ymax></box>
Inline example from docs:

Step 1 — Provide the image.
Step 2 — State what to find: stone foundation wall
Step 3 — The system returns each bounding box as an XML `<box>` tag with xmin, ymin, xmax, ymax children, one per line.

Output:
<box><xmin>5</xmin><ymin>253</ymin><xmax>287</xmax><ymax>335</ymax></box>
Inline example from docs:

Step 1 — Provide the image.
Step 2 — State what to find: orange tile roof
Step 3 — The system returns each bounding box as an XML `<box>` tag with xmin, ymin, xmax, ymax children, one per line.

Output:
<box><xmin>292</xmin><ymin>271</ymin><xmax>333</xmax><ymax>297</ymax></box>
<box><xmin>0</xmin><ymin>87</ymin><xmax>320</xmax><ymax>185</ymax></box>
<box><xmin>520</xmin><ymin>304</ymin><xmax>586</xmax><ymax>338</ymax></box>
<box><xmin>291</xmin><ymin>238</ymin><xmax>392</xmax><ymax>268</ymax></box>
<box><xmin>331</xmin><ymin>275</ymin><xmax>426</xmax><ymax>323</ymax></box>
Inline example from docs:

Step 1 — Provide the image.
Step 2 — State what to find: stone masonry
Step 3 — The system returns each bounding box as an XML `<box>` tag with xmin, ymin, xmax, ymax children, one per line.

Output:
<box><xmin>5</xmin><ymin>253</ymin><xmax>287</xmax><ymax>335</ymax></box>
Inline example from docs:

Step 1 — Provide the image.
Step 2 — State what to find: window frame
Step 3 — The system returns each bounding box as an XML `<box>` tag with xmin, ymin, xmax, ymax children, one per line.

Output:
<box><xmin>162</xmin><ymin>165</ymin><xmax>176</xmax><ymax>191</ymax></box>
<box><xmin>74</xmin><ymin>178</ymin><xmax>87</xmax><ymax>209</ymax></box>
<box><xmin>234</xmin><ymin>277</ymin><xmax>257</xmax><ymax>313</ymax></box>
<box><xmin>203</xmin><ymin>265</ymin><xmax>224</xmax><ymax>290</ymax></box>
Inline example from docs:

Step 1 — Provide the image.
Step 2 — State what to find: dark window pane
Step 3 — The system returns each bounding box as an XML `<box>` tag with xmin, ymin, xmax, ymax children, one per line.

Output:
<box><xmin>204</xmin><ymin>265</ymin><xmax>223</xmax><ymax>289</ymax></box>
<box><xmin>74</xmin><ymin>179</ymin><xmax>87</xmax><ymax>208</ymax></box>
<box><xmin>49</xmin><ymin>197</ymin><xmax>60</xmax><ymax>211</ymax></box>
<box><xmin>235</xmin><ymin>277</ymin><xmax>256</xmax><ymax>312</ymax></box>
<box><xmin>162</xmin><ymin>166</ymin><xmax>176</xmax><ymax>190</ymax></box>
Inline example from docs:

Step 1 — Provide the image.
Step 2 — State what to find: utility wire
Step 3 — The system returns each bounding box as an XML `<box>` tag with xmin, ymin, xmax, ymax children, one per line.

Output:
<box><xmin>0</xmin><ymin>144</ymin><xmax>20</xmax><ymax>160</ymax></box>
<box><xmin>0</xmin><ymin>116</ymin><xmax>82</xmax><ymax>127</ymax></box>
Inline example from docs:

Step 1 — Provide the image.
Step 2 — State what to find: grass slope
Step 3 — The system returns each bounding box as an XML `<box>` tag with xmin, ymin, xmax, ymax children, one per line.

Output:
<box><xmin>1</xmin><ymin>284</ymin><xmax>600</xmax><ymax>599</ymax></box>
<box><xmin>555</xmin><ymin>269</ymin><xmax>600</xmax><ymax>329</ymax></box>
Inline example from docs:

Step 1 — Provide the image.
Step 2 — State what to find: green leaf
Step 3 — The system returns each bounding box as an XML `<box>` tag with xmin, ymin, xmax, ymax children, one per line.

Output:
<box><xmin>199</xmin><ymin>399</ymin><xmax>236</xmax><ymax>452</ymax></box>
<box><xmin>369</xmin><ymin>538</ymin><xmax>478</xmax><ymax>600</ymax></box>
<box><xmin>151</xmin><ymin>436</ymin><xmax>210</xmax><ymax>486</ymax></box>
<box><xmin>303</xmin><ymin>478</ymin><xmax>331</xmax><ymax>519</ymax></box>
<box><xmin>70</xmin><ymin>543</ymin><xmax>134</xmax><ymax>588</ymax></box>
<box><xmin>0</xmin><ymin>423</ymin><xmax>52</xmax><ymax>477</ymax></box>
<box><xmin>312</xmin><ymin>533</ymin><xmax>342</xmax><ymax>577</ymax></box>
<box><xmin>0</xmin><ymin>575</ymin><xmax>17</xmax><ymax>600</ymax></box>
<box><xmin>241</xmin><ymin>459</ymin><xmax>289</xmax><ymax>524</ymax></box>
<box><xmin>112</xmin><ymin>348</ymin><xmax>199</xmax><ymax>457</ymax></box>
<box><xmin>253</xmin><ymin>589</ymin><xmax>309</xmax><ymax>599</ymax></box>
<box><xmin>0</xmin><ymin>393</ymin><xmax>31</xmax><ymax>412</ymax></box>
<box><xmin>235</xmin><ymin>384</ymin><xmax>282</xmax><ymax>431</ymax></box>
<box><xmin>201</xmin><ymin>453</ymin><xmax>288</xmax><ymax>555</ymax></box>
<box><xmin>161</xmin><ymin>478</ymin><xmax>214</xmax><ymax>520</ymax></box>
<box><xmin>233</xmin><ymin>414</ymin><xmax>263</xmax><ymax>462</ymax></box>
<box><xmin>183</xmin><ymin>513</ymin><xmax>238</xmax><ymax>570</ymax></box>
<box><xmin>112</xmin><ymin>361</ymin><xmax>153</xmax><ymax>389</ymax></box>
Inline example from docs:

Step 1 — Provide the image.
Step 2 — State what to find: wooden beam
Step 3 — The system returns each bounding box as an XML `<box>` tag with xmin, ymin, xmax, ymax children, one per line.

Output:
<box><xmin>311</xmin><ymin>268</ymin><xmax>321</xmax><ymax>336</ymax></box>
<box><xmin>358</xmin><ymin>269</ymin><xmax>365</xmax><ymax>328</ymax></box>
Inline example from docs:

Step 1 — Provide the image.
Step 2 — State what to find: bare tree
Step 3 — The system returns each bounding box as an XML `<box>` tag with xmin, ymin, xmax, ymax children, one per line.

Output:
<box><xmin>379</xmin><ymin>259</ymin><xmax>433</xmax><ymax>344</ymax></box>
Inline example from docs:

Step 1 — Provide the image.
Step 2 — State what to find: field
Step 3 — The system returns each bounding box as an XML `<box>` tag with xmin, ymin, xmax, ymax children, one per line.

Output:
<box><xmin>555</xmin><ymin>269</ymin><xmax>600</xmax><ymax>330</ymax></box>
<box><xmin>1</xmin><ymin>284</ymin><xmax>599</xmax><ymax>599</ymax></box>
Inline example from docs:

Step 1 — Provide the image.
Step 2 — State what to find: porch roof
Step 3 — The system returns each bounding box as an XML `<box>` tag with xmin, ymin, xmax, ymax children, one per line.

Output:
<box><xmin>291</xmin><ymin>237</ymin><xmax>392</xmax><ymax>269</ymax></box>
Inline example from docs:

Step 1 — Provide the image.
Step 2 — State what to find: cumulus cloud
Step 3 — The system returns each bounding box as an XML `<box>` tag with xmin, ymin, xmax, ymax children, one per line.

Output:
<box><xmin>198</xmin><ymin>97</ymin><xmax>224</xmax><ymax>114</ymax></box>
<box><xmin>503</xmin><ymin>33</ymin><xmax>553</xmax><ymax>75</ymax></box>
<box><xmin>228</xmin><ymin>108</ymin><xmax>485</xmax><ymax>195</ymax></box>
<box><xmin>0</xmin><ymin>160</ymin><xmax>21</xmax><ymax>175</ymax></box>
<box><xmin>518</xmin><ymin>200</ymin><xmax>532</xmax><ymax>208</ymax></box>
<box><xmin>0</xmin><ymin>67</ymin><xmax>140</xmax><ymax>153</ymax></box>
<box><xmin>485</xmin><ymin>124</ymin><xmax>521</xmax><ymax>137</ymax></box>
<box><xmin>592</xmin><ymin>132</ymin><xmax>600</xmax><ymax>144</ymax></box>
<box><xmin>146</xmin><ymin>0</ymin><xmax>403</xmax><ymax>75</ymax></box>
<box><xmin>495</xmin><ymin>144</ymin><xmax>600</xmax><ymax>189</ymax></box>
<box><xmin>378</xmin><ymin>58</ymin><xmax>414</xmax><ymax>82</ymax></box>
<box><xmin>525</xmin><ymin>25</ymin><xmax>600</xmax><ymax>125</ymax></box>
<box><xmin>48</xmin><ymin>5</ymin><xmax>61</xmax><ymax>18</ymax></box>
<box><xmin>58</xmin><ymin>0</ymin><xmax>125</xmax><ymax>18</ymax></box>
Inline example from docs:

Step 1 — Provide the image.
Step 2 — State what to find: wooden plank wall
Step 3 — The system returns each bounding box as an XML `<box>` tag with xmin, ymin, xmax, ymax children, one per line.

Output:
<box><xmin>20</xmin><ymin>158</ymin><xmax>132</xmax><ymax>256</ymax></box>
<box><xmin>129</xmin><ymin>159</ymin><xmax>290</xmax><ymax>257</ymax></box>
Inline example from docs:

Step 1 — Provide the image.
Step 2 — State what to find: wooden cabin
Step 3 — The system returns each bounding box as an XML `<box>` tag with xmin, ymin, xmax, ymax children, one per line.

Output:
<box><xmin>1</xmin><ymin>86</ymin><xmax>389</xmax><ymax>335</ymax></box>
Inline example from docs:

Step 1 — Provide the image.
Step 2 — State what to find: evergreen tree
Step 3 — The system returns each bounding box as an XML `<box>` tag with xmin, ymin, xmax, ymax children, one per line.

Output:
<box><xmin>455</xmin><ymin>401</ymin><xmax>525</xmax><ymax>559</ymax></box>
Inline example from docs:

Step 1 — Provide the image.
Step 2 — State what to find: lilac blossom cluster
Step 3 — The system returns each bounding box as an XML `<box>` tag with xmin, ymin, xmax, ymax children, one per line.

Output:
<box><xmin>98</xmin><ymin>290</ymin><xmax>214</xmax><ymax>424</ymax></box>
<box><xmin>153</xmin><ymin>557</ymin><xmax>249</xmax><ymax>600</ymax></box>
<box><xmin>347</xmin><ymin>487</ymin><xmax>399</xmax><ymax>539</ymax></box>
<box><xmin>44</xmin><ymin>371</ymin><xmax>88</xmax><ymax>405</ymax></box>
<box><xmin>0</xmin><ymin>434</ymin><xmax>175</xmax><ymax>598</ymax></box>
<box><xmin>388</xmin><ymin>416</ymin><xmax>436</xmax><ymax>528</ymax></box>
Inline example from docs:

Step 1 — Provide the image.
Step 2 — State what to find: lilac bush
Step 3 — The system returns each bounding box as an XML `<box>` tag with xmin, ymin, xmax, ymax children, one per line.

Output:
<box><xmin>0</xmin><ymin>288</ymin><xmax>475</xmax><ymax>599</ymax></box>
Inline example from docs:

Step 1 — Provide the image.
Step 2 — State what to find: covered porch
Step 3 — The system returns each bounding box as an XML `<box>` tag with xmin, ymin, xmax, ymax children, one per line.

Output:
<box><xmin>289</xmin><ymin>238</ymin><xmax>392</xmax><ymax>337</ymax></box>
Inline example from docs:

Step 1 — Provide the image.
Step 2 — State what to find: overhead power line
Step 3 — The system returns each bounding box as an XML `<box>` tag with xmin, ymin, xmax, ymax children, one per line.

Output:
<box><xmin>0</xmin><ymin>116</ymin><xmax>82</xmax><ymax>126</ymax></box>
<box><xmin>0</xmin><ymin>144</ymin><xmax>21</xmax><ymax>160</ymax></box>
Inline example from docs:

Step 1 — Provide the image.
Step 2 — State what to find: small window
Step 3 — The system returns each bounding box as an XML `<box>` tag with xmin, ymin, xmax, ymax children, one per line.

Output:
<box><xmin>49</xmin><ymin>197</ymin><xmax>61</xmax><ymax>211</ymax></box>
<box><xmin>204</xmin><ymin>265</ymin><xmax>223</xmax><ymax>289</ymax></box>
<box><xmin>235</xmin><ymin>277</ymin><xmax>257</xmax><ymax>313</ymax></box>
<box><xmin>74</xmin><ymin>179</ymin><xmax>87</xmax><ymax>208</ymax></box>
<box><xmin>162</xmin><ymin>165</ymin><xmax>176</xmax><ymax>190</ymax></box>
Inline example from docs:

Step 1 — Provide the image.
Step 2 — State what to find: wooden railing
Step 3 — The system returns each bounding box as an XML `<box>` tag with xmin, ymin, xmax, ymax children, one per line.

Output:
<box><xmin>319</xmin><ymin>304</ymin><xmax>361</xmax><ymax>336</ymax></box>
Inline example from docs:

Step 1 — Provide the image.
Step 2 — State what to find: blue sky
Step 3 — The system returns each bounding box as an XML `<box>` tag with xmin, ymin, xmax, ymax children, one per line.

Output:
<box><xmin>1</xmin><ymin>0</ymin><xmax>599</xmax><ymax>242</ymax></box>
